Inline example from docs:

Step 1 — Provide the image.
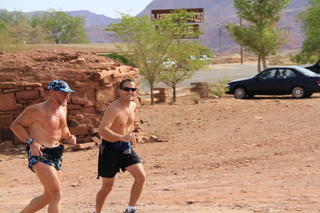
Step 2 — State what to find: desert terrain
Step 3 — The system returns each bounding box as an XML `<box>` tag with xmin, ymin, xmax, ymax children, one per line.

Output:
<box><xmin>1</xmin><ymin>92</ymin><xmax>320</xmax><ymax>212</ymax></box>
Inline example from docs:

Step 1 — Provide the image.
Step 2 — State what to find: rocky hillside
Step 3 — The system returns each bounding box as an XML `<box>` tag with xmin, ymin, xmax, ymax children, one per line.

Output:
<box><xmin>137</xmin><ymin>0</ymin><xmax>310</xmax><ymax>52</ymax></box>
<box><xmin>75</xmin><ymin>0</ymin><xmax>309</xmax><ymax>53</ymax></box>
<box><xmin>4</xmin><ymin>0</ymin><xmax>311</xmax><ymax>53</ymax></box>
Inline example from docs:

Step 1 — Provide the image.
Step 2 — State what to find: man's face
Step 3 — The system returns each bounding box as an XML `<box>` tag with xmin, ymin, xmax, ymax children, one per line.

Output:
<box><xmin>51</xmin><ymin>90</ymin><xmax>71</xmax><ymax>106</ymax></box>
<box><xmin>120</xmin><ymin>81</ymin><xmax>136</xmax><ymax>101</ymax></box>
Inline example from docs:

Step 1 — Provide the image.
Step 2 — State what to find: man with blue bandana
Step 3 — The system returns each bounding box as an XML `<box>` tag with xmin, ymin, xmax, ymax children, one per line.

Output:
<box><xmin>10</xmin><ymin>79</ymin><xmax>76</xmax><ymax>213</ymax></box>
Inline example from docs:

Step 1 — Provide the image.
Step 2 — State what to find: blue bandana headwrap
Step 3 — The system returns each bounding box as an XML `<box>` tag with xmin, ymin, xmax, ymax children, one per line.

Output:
<box><xmin>47</xmin><ymin>79</ymin><xmax>74</xmax><ymax>92</ymax></box>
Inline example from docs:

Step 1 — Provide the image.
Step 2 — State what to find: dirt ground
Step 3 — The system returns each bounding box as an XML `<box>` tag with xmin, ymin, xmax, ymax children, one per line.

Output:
<box><xmin>1</xmin><ymin>93</ymin><xmax>320</xmax><ymax>213</ymax></box>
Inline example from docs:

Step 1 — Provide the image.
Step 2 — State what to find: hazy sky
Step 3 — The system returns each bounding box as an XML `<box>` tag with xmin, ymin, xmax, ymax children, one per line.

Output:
<box><xmin>2</xmin><ymin>0</ymin><xmax>154</xmax><ymax>18</ymax></box>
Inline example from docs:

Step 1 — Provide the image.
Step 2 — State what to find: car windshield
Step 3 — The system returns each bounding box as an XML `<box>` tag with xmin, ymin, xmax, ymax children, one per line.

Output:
<box><xmin>295</xmin><ymin>66</ymin><xmax>317</xmax><ymax>76</ymax></box>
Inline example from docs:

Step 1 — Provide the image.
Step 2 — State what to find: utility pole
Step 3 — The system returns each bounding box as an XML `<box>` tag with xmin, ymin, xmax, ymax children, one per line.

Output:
<box><xmin>240</xmin><ymin>15</ymin><xmax>243</xmax><ymax>64</ymax></box>
<box><xmin>219</xmin><ymin>26</ymin><xmax>222</xmax><ymax>57</ymax></box>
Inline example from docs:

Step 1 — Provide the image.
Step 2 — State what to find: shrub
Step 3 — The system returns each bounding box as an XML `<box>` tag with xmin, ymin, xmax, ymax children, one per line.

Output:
<box><xmin>190</xmin><ymin>92</ymin><xmax>201</xmax><ymax>104</ymax></box>
<box><xmin>102</xmin><ymin>52</ymin><xmax>132</xmax><ymax>65</ymax></box>
<box><xmin>208</xmin><ymin>76</ymin><xmax>230</xmax><ymax>98</ymax></box>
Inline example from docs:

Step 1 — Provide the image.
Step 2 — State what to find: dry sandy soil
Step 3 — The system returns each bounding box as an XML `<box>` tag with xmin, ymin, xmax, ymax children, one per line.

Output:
<box><xmin>1</xmin><ymin>93</ymin><xmax>320</xmax><ymax>213</ymax></box>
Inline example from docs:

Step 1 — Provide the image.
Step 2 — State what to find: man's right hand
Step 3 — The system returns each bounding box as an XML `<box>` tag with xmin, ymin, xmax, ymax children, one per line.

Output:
<box><xmin>123</xmin><ymin>132</ymin><xmax>137</xmax><ymax>145</ymax></box>
<box><xmin>29</xmin><ymin>142</ymin><xmax>44</xmax><ymax>156</ymax></box>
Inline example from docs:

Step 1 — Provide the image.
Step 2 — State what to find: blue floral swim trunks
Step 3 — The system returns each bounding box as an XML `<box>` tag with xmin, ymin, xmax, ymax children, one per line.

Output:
<box><xmin>27</xmin><ymin>145</ymin><xmax>63</xmax><ymax>172</ymax></box>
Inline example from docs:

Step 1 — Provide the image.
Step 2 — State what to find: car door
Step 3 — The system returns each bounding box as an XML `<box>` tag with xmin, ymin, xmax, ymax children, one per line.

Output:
<box><xmin>272</xmin><ymin>68</ymin><xmax>297</xmax><ymax>94</ymax></box>
<box><xmin>245</xmin><ymin>68</ymin><xmax>277</xmax><ymax>95</ymax></box>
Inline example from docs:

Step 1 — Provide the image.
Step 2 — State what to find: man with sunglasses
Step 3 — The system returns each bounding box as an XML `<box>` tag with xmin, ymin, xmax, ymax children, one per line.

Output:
<box><xmin>95</xmin><ymin>79</ymin><xmax>146</xmax><ymax>213</ymax></box>
<box><xmin>10</xmin><ymin>79</ymin><xmax>76</xmax><ymax>213</ymax></box>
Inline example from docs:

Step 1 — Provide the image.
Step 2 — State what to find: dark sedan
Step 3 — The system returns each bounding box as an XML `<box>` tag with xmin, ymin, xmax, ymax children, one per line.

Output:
<box><xmin>225</xmin><ymin>66</ymin><xmax>320</xmax><ymax>99</ymax></box>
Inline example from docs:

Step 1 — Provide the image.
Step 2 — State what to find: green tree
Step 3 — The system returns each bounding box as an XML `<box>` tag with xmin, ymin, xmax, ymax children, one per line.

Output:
<box><xmin>160</xmin><ymin>42</ymin><xmax>208</xmax><ymax>102</ymax></box>
<box><xmin>105</xmin><ymin>10</ymin><xmax>207</xmax><ymax>104</ymax></box>
<box><xmin>0</xmin><ymin>10</ymin><xmax>31</xmax><ymax>52</ymax></box>
<box><xmin>226</xmin><ymin>0</ymin><xmax>290</xmax><ymax>72</ymax></box>
<box><xmin>105</xmin><ymin>13</ymin><xmax>175</xmax><ymax>105</ymax></box>
<box><xmin>0</xmin><ymin>10</ymin><xmax>48</xmax><ymax>49</ymax></box>
<box><xmin>294</xmin><ymin>0</ymin><xmax>320</xmax><ymax>64</ymax></box>
<box><xmin>156</xmin><ymin>9</ymin><xmax>207</xmax><ymax>102</ymax></box>
<box><xmin>30</xmin><ymin>8</ymin><xmax>89</xmax><ymax>44</ymax></box>
<box><xmin>0</xmin><ymin>10</ymin><xmax>28</xmax><ymax>43</ymax></box>
<box><xmin>0</xmin><ymin>20</ymin><xmax>5</xmax><ymax>31</ymax></box>
<box><xmin>0</xmin><ymin>10</ymin><xmax>27</xmax><ymax>25</ymax></box>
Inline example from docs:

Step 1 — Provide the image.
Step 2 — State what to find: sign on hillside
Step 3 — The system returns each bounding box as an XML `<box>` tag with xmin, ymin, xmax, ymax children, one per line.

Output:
<box><xmin>151</xmin><ymin>8</ymin><xmax>204</xmax><ymax>39</ymax></box>
<box><xmin>151</xmin><ymin>8</ymin><xmax>204</xmax><ymax>23</ymax></box>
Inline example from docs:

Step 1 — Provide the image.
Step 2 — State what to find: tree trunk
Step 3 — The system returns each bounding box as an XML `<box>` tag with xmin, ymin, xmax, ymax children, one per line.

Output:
<box><xmin>173</xmin><ymin>86</ymin><xmax>176</xmax><ymax>103</ymax></box>
<box><xmin>262</xmin><ymin>55</ymin><xmax>268</xmax><ymax>70</ymax></box>
<box><xmin>150</xmin><ymin>85</ymin><xmax>155</xmax><ymax>105</ymax></box>
<box><xmin>258</xmin><ymin>56</ymin><xmax>261</xmax><ymax>72</ymax></box>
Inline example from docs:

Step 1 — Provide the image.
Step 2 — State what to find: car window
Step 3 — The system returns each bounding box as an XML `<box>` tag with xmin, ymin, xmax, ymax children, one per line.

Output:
<box><xmin>284</xmin><ymin>69</ymin><xmax>297</xmax><ymax>78</ymax></box>
<box><xmin>276</xmin><ymin>69</ymin><xmax>297</xmax><ymax>79</ymax></box>
<box><xmin>259</xmin><ymin>69</ymin><xmax>277</xmax><ymax>80</ymax></box>
<box><xmin>276</xmin><ymin>69</ymin><xmax>285</xmax><ymax>79</ymax></box>
<box><xmin>295</xmin><ymin>66</ymin><xmax>317</xmax><ymax>76</ymax></box>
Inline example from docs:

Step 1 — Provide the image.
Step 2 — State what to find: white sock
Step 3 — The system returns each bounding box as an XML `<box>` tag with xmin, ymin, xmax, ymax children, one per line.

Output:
<box><xmin>127</xmin><ymin>206</ymin><xmax>136</xmax><ymax>212</ymax></box>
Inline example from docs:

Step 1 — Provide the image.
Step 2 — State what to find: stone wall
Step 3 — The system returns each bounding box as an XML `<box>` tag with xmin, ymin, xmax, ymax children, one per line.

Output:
<box><xmin>0</xmin><ymin>50</ymin><xmax>140</xmax><ymax>149</ymax></box>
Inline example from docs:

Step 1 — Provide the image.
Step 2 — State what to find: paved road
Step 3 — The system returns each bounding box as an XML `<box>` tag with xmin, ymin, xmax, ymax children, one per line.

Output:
<box><xmin>139</xmin><ymin>63</ymin><xmax>260</xmax><ymax>93</ymax></box>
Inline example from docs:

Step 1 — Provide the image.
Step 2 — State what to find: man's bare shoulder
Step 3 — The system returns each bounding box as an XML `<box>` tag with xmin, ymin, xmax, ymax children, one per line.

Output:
<box><xmin>131</xmin><ymin>100</ymin><xmax>137</xmax><ymax>108</ymax></box>
<box><xmin>13</xmin><ymin>102</ymin><xmax>46</xmax><ymax>126</ymax></box>
<box><xmin>104</xmin><ymin>100</ymin><xmax>121</xmax><ymax>113</ymax></box>
<box><xmin>24</xmin><ymin>102</ymin><xmax>46</xmax><ymax>113</ymax></box>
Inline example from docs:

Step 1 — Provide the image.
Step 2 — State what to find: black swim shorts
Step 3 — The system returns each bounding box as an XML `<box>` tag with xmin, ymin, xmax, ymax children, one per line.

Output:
<box><xmin>97</xmin><ymin>139</ymin><xmax>141</xmax><ymax>178</ymax></box>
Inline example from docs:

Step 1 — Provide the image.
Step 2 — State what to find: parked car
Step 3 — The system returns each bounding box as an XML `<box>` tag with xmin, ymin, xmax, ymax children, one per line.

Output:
<box><xmin>305</xmin><ymin>60</ymin><xmax>320</xmax><ymax>73</ymax></box>
<box><xmin>225</xmin><ymin>66</ymin><xmax>320</xmax><ymax>99</ymax></box>
<box><xmin>162</xmin><ymin>59</ymin><xmax>176</xmax><ymax>69</ymax></box>
<box><xmin>197</xmin><ymin>55</ymin><xmax>212</xmax><ymax>65</ymax></box>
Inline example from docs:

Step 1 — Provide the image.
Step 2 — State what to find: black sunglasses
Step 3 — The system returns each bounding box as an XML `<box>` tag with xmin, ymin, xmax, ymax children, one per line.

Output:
<box><xmin>122</xmin><ymin>87</ymin><xmax>137</xmax><ymax>92</ymax></box>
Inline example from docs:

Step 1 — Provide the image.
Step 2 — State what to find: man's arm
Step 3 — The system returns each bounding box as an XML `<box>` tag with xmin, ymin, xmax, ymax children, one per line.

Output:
<box><xmin>10</xmin><ymin>106</ymin><xmax>38</xmax><ymax>142</ymax></box>
<box><xmin>10</xmin><ymin>106</ymin><xmax>45</xmax><ymax>156</ymax></box>
<box><xmin>61</xmin><ymin>126</ymin><xmax>76</xmax><ymax>145</ymax></box>
<box><xmin>98</xmin><ymin>105</ymin><xmax>123</xmax><ymax>142</ymax></box>
<box><xmin>60</xmin><ymin>107</ymin><xmax>76</xmax><ymax>144</ymax></box>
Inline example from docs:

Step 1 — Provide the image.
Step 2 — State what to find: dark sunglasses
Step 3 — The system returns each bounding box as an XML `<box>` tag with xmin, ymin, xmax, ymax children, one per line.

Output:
<box><xmin>122</xmin><ymin>87</ymin><xmax>137</xmax><ymax>92</ymax></box>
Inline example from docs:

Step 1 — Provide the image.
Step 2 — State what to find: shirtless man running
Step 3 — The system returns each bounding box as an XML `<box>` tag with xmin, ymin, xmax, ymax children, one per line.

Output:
<box><xmin>95</xmin><ymin>79</ymin><xmax>146</xmax><ymax>213</ymax></box>
<box><xmin>10</xmin><ymin>79</ymin><xmax>76</xmax><ymax>213</ymax></box>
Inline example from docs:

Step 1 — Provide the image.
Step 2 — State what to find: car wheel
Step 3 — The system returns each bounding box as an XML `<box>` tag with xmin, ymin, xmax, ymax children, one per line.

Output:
<box><xmin>234</xmin><ymin>86</ymin><xmax>247</xmax><ymax>99</ymax></box>
<box><xmin>291</xmin><ymin>86</ymin><xmax>305</xmax><ymax>98</ymax></box>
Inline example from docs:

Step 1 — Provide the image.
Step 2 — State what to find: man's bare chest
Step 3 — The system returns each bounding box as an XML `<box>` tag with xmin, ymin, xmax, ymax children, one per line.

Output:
<box><xmin>39</xmin><ymin>110</ymin><xmax>66</xmax><ymax>129</ymax></box>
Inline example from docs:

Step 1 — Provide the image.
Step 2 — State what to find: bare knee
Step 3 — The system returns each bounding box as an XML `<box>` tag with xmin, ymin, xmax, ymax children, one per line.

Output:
<box><xmin>135</xmin><ymin>173</ymin><xmax>146</xmax><ymax>185</ymax></box>
<box><xmin>103</xmin><ymin>185</ymin><xmax>113</xmax><ymax>194</ymax></box>
<box><xmin>50</xmin><ymin>189</ymin><xmax>62</xmax><ymax>202</ymax></box>
<box><xmin>100</xmin><ymin>181</ymin><xmax>114</xmax><ymax>195</ymax></box>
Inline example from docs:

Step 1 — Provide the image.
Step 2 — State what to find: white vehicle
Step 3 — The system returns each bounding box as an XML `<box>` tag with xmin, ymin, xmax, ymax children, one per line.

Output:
<box><xmin>198</xmin><ymin>55</ymin><xmax>212</xmax><ymax>65</ymax></box>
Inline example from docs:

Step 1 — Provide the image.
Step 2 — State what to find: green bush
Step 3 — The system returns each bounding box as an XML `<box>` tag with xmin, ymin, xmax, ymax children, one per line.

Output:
<box><xmin>102</xmin><ymin>52</ymin><xmax>131</xmax><ymax>66</ymax></box>
<box><xmin>190</xmin><ymin>92</ymin><xmax>201</xmax><ymax>104</ymax></box>
<box><xmin>208</xmin><ymin>76</ymin><xmax>230</xmax><ymax>98</ymax></box>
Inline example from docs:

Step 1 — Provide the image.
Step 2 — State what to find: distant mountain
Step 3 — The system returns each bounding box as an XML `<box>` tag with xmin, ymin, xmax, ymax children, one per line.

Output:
<box><xmin>67</xmin><ymin>10</ymin><xmax>118</xmax><ymax>43</ymax></box>
<box><xmin>75</xmin><ymin>0</ymin><xmax>309</xmax><ymax>52</ymax></box>
<box><xmin>2</xmin><ymin>0</ymin><xmax>310</xmax><ymax>52</ymax></box>
<box><xmin>67</xmin><ymin>10</ymin><xmax>117</xmax><ymax>26</ymax></box>
<box><xmin>137</xmin><ymin>0</ymin><xmax>310</xmax><ymax>52</ymax></box>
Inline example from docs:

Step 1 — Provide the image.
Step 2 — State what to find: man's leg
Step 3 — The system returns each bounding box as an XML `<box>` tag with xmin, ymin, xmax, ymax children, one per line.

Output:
<box><xmin>21</xmin><ymin>162</ymin><xmax>62</xmax><ymax>213</ymax></box>
<box><xmin>20</xmin><ymin>191</ymin><xmax>50</xmax><ymax>213</ymax></box>
<box><xmin>126</xmin><ymin>163</ymin><xmax>146</xmax><ymax>207</ymax></box>
<box><xmin>95</xmin><ymin>177</ymin><xmax>115</xmax><ymax>213</ymax></box>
